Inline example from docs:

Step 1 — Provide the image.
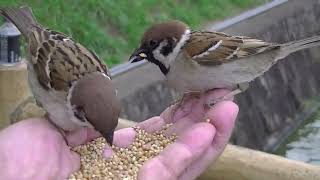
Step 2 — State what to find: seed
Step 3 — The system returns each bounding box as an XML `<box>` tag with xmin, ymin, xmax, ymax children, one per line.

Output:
<box><xmin>68</xmin><ymin>124</ymin><xmax>176</xmax><ymax>180</ymax></box>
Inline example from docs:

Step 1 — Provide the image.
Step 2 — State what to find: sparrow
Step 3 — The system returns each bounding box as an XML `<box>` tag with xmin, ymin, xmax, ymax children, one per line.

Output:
<box><xmin>129</xmin><ymin>20</ymin><xmax>320</xmax><ymax>106</ymax></box>
<box><xmin>0</xmin><ymin>7</ymin><xmax>121</xmax><ymax>145</ymax></box>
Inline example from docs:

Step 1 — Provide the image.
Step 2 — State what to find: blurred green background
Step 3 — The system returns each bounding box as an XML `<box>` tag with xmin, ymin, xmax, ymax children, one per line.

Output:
<box><xmin>0</xmin><ymin>0</ymin><xmax>267</xmax><ymax>67</ymax></box>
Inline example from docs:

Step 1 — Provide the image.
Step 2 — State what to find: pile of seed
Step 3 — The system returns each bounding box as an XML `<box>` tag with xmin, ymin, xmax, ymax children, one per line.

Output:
<box><xmin>69</xmin><ymin>124</ymin><xmax>177</xmax><ymax>180</ymax></box>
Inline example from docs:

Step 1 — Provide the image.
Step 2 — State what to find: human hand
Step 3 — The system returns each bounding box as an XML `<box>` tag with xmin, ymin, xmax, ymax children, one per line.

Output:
<box><xmin>0</xmin><ymin>118</ymin><xmax>100</xmax><ymax>180</ymax></box>
<box><xmin>110</xmin><ymin>89</ymin><xmax>239</xmax><ymax>180</ymax></box>
<box><xmin>0</xmin><ymin>89</ymin><xmax>238</xmax><ymax>180</ymax></box>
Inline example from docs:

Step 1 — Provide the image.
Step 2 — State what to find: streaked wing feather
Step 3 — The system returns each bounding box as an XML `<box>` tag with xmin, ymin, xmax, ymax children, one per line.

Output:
<box><xmin>183</xmin><ymin>31</ymin><xmax>279</xmax><ymax>66</ymax></box>
<box><xmin>29</xmin><ymin>28</ymin><xmax>108</xmax><ymax>91</ymax></box>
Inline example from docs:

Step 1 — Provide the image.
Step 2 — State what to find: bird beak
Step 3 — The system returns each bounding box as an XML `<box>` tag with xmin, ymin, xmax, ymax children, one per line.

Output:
<box><xmin>104</xmin><ymin>131</ymin><xmax>114</xmax><ymax>146</ymax></box>
<box><xmin>129</xmin><ymin>48</ymin><xmax>148</xmax><ymax>63</ymax></box>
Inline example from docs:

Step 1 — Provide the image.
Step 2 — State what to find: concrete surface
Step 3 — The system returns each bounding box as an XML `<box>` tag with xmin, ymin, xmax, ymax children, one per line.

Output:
<box><xmin>199</xmin><ymin>144</ymin><xmax>320</xmax><ymax>180</ymax></box>
<box><xmin>0</xmin><ymin>61</ymin><xmax>32</xmax><ymax>129</ymax></box>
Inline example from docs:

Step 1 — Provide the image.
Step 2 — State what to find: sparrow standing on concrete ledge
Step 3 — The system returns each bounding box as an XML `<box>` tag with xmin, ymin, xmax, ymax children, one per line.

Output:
<box><xmin>129</xmin><ymin>20</ymin><xmax>320</xmax><ymax>106</ymax></box>
<box><xmin>0</xmin><ymin>7</ymin><xmax>121</xmax><ymax>145</ymax></box>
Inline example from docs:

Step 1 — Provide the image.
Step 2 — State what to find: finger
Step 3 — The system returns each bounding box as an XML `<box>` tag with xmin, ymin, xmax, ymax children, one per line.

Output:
<box><xmin>112</xmin><ymin>117</ymin><xmax>166</xmax><ymax>148</ymax></box>
<box><xmin>179</xmin><ymin>147</ymin><xmax>213</xmax><ymax>180</ymax></box>
<box><xmin>160</xmin><ymin>100</ymin><xmax>200</xmax><ymax>124</ymax></box>
<box><xmin>105</xmin><ymin>117</ymin><xmax>166</xmax><ymax>158</ymax></box>
<box><xmin>60</xmin><ymin>151</ymin><xmax>80</xmax><ymax>179</ymax></box>
<box><xmin>164</xmin><ymin>117</ymin><xmax>195</xmax><ymax>136</ymax></box>
<box><xmin>102</xmin><ymin>128</ymin><xmax>137</xmax><ymax>158</ymax></box>
<box><xmin>206</xmin><ymin>101</ymin><xmax>238</xmax><ymax>151</ymax></box>
<box><xmin>111</xmin><ymin>113</ymin><xmax>203</xmax><ymax>157</ymax></box>
<box><xmin>70</xmin><ymin>151</ymin><xmax>80</xmax><ymax>169</ymax></box>
<box><xmin>103</xmin><ymin>146</ymin><xmax>113</xmax><ymax>159</ymax></box>
<box><xmin>113</xmin><ymin>128</ymin><xmax>136</xmax><ymax>148</ymax></box>
<box><xmin>163</xmin><ymin>90</ymin><xmax>233</xmax><ymax>135</ymax></box>
<box><xmin>179</xmin><ymin>101</ymin><xmax>238</xmax><ymax>180</ymax></box>
<box><xmin>161</xmin><ymin>89</ymin><xmax>232</xmax><ymax>123</ymax></box>
<box><xmin>171</xmin><ymin>100</ymin><xmax>199</xmax><ymax>123</ymax></box>
<box><xmin>138</xmin><ymin>123</ymin><xmax>215</xmax><ymax>179</ymax></box>
<box><xmin>66</xmin><ymin>128</ymin><xmax>100</xmax><ymax>147</ymax></box>
<box><xmin>160</xmin><ymin>104</ymin><xmax>176</xmax><ymax>123</ymax></box>
<box><xmin>68</xmin><ymin>151</ymin><xmax>81</xmax><ymax>173</ymax></box>
<box><xmin>136</xmin><ymin>116</ymin><xmax>167</xmax><ymax>133</ymax></box>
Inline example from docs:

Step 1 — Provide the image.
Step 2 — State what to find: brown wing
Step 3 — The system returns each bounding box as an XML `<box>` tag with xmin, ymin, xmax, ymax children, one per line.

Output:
<box><xmin>183</xmin><ymin>31</ymin><xmax>280</xmax><ymax>66</ymax></box>
<box><xmin>28</xmin><ymin>27</ymin><xmax>108</xmax><ymax>91</ymax></box>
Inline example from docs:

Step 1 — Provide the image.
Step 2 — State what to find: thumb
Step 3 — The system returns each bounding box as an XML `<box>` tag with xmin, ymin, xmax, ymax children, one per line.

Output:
<box><xmin>66</xmin><ymin>128</ymin><xmax>101</xmax><ymax>147</ymax></box>
<box><xmin>60</xmin><ymin>150</ymin><xmax>80</xmax><ymax>179</ymax></box>
<box><xmin>69</xmin><ymin>151</ymin><xmax>81</xmax><ymax>172</ymax></box>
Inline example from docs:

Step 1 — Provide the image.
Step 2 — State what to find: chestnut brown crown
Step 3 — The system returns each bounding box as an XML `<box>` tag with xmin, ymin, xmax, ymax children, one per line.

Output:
<box><xmin>141</xmin><ymin>20</ymin><xmax>188</xmax><ymax>46</ymax></box>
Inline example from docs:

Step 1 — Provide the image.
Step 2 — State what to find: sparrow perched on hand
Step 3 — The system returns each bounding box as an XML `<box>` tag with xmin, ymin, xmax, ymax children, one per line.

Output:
<box><xmin>0</xmin><ymin>7</ymin><xmax>121</xmax><ymax>145</ymax></box>
<box><xmin>129</xmin><ymin>20</ymin><xmax>320</xmax><ymax>106</ymax></box>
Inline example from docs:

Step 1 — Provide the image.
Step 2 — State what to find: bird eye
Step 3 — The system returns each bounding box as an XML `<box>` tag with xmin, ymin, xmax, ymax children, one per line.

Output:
<box><xmin>149</xmin><ymin>40</ymin><xmax>158</xmax><ymax>48</ymax></box>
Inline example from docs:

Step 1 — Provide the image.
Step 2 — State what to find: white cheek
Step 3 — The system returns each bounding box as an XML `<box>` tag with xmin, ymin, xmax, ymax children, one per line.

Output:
<box><xmin>153</xmin><ymin>41</ymin><xmax>167</xmax><ymax>62</ymax></box>
<box><xmin>153</xmin><ymin>49</ymin><xmax>165</xmax><ymax>62</ymax></box>
<box><xmin>168</xmin><ymin>29</ymin><xmax>191</xmax><ymax>64</ymax></box>
<box><xmin>152</xmin><ymin>29</ymin><xmax>191</xmax><ymax>68</ymax></box>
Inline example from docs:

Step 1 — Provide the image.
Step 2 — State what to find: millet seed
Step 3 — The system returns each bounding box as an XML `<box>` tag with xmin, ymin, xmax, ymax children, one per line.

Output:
<box><xmin>69</xmin><ymin>124</ymin><xmax>176</xmax><ymax>180</ymax></box>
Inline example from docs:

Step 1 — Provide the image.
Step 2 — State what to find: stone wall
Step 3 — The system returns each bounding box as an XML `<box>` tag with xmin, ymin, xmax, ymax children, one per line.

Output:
<box><xmin>222</xmin><ymin>0</ymin><xmax>320</xmax><ymax>151</ymax></box>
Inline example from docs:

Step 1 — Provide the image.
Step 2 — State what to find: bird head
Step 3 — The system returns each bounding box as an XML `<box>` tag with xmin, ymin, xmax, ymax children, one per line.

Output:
<box><xmin>129</xmin><ymin>20</ymin><xmax>191</xmax><ymax>75</ymax></box>
<box><xmin>69</xmin><ymin>72</ymin><xmax>121</xmax><ymax>145</ymax></box>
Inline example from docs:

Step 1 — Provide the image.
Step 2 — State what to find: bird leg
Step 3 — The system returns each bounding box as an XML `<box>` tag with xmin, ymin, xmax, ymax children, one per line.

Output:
<box><xmin>174</xmin><ymin>90</ymin><xmax>202</xmax><ymax>105</ymax></box>
<box><xmin>207</xmin><ymin>82</ymin><xmax>250</xmax><ymax>107</ymax></box>
<box><xmin>170</xmin><ymin>90</ymin><xmax>202</xmax><ymax>120</ymax></box>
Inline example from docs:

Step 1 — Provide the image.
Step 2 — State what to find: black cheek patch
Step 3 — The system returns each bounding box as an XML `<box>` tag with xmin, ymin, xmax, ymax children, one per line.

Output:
<box><xmin>160</xmin><ymin>38</ymin><xmax>175</xmax><ymax>56</ymax></box>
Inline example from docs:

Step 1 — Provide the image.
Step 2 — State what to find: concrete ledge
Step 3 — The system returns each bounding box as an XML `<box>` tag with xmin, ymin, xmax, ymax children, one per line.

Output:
<box><xmin>200</xmin><ymin>145</ymin><xmax>320</xmax><ymax>180</ymax></box>
<box><xmin>0</xmin><ymin>61</ymin><xmax>31</xmax><ymax>129</ymax></box>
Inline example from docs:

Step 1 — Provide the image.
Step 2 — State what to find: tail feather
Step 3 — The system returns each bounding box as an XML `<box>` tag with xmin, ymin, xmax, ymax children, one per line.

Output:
<box><xmin>279</xmin><ymin>35</ymin><xmax>320</xmax><ymax>58</ymax></box>
<box><xmin>0</xmin><ymin>6</ymin><xmax>38</xmax><ymax>37</ymax></box>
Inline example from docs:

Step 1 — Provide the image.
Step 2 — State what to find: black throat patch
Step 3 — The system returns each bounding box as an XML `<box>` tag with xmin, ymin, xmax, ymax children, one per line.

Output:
<box><xmin>148</xmin><ymin>55</ymin><xmax>170</xmax><ymax>75</ymax></box>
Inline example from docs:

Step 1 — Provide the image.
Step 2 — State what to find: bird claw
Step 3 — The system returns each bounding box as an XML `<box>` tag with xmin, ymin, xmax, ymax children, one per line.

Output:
<box><xmin>206</xmin><ymin>96</ymin><xmax>225</xmax><ymax>108</ymax></box>
<box><xmin>206</xmin><ymin>83</ymin><xmax>249</xmax><ymax>107</ymax></box>
<box><xmin>169</xmin><ymin>91</ymin><xmax>202</xmax><ymax>121</ymax></box>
